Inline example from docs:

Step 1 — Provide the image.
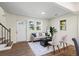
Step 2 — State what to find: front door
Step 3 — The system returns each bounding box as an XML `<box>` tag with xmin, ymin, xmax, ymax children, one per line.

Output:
<box><xmin>16</xmin><ymin>20</ymin><xmax>26</xmax><ymax>42</ymax></box>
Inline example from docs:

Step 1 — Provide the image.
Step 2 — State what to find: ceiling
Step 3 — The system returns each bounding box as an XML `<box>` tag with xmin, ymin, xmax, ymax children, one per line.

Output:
<box><xmin>56</xmin><ymin>2</ymin><xmax>79</xmax><ymax>12</ymax></box>
<box><xmin>0</xmin><ymin>2</ymin><xmax>72</xmax><ymax>19</ymax></box>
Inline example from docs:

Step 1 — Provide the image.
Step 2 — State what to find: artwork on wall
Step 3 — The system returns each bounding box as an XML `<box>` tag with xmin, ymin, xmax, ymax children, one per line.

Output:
<box><xmin>28</xmin><ymin>20</ymin><xmax>42</xmax><ymax>31</ymax></box>
<box><xmin>60</xmin><ymin>20</ymin><xmax>66</xmax><ymax>30</ymax></box>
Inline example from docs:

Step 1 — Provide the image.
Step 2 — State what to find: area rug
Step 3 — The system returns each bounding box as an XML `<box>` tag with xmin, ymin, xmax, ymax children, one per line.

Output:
<box><xmin>28</xmin><ymin>42</ymin><xmax>58</xmax><ymax>56</ymax></box>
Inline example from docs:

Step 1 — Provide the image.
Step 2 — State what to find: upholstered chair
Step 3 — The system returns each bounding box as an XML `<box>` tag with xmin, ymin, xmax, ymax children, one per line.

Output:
<box><xmin>72</xmin><ymin>38</ymin><xmax>79</xmax><ymax>56</ymax></box>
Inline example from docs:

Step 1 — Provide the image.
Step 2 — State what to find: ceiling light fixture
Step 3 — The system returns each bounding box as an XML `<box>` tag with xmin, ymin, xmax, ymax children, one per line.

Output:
<box><xmin>41</xmin><ymin>12</ymin><xmax>46</xmax><ymax>15</ymax></box>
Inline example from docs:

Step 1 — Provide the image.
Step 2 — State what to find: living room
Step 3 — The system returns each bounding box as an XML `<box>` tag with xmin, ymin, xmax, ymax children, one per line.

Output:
<box><xmin>0</xmin><ymin>2</ymin><xmax>79</xmax><ymax>56</ymax></box>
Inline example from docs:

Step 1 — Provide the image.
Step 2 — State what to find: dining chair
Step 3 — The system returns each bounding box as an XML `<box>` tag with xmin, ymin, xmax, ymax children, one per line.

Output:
<box><xmin>48</xmin><ymin>33</ymin><xmax>60</xmax><ymax>55</ymax></box>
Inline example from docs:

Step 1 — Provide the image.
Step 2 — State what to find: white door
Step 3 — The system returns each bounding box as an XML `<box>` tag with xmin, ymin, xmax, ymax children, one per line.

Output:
<box><xmin>16</xmin><ymin>21</ymin><xmax>26</xmax><ymax>42</ymax></box>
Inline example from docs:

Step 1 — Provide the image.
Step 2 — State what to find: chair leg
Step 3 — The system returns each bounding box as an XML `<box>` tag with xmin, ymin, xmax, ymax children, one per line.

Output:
<box><xmin>53</xmin><ymin>45</ymin><xmax>55</xmax><ymax>55</ymax></box>
<box><xmin>63</xmin><ymin>43</ymin><xmax>65</xmax><ymax>51</ymax></box>
<box><xmin>66</xmin><ymin>43</ymin><xmax>67</xmax><ymax>46</ymax></box>
<box><xmin>66</xmin><ymin>43</ymin><xmax>68</xmax><ymax>48</ymax></box>
<box><xmin>63</xmin><ymin>43</ymin><xmax>67</xmax><ymax>55</ymax></box>
<box><xmin>57</xmin><ymin>45</ymin><xmax>60</xmax><ymax>52</ymax></box>
<box><xmin>65</xmin><ymin>43</ymin><xmax>68</xmax><ymax>55</ymax></box>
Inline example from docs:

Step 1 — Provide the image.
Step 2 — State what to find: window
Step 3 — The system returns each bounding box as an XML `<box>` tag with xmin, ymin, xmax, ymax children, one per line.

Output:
<box><xmin>36</xmin><ymin>21</ymin><xmax>42</xmax><ymax>30</ymax></box>
<box><xmin>60</xmin><ymin>20</ymin><xmax>66</xmax><ymax>30</ymax></box>
<box><xmin>29</xmin><ymin>20</ymin><xmax>35</xmax><ymax>30</ymax></box>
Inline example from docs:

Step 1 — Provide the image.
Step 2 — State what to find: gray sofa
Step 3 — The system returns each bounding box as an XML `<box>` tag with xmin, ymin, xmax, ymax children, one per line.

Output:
<box><xmin>30</xmin><ymin>32</ymin><xmax>46</xmax><ymax>42</ymax></box>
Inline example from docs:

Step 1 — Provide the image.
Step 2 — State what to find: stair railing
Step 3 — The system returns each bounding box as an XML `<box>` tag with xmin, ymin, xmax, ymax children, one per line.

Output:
<box><xmin>0</xmin><ymin>23</ymin><xmax>11</xmax><ymax>44</ymax></box>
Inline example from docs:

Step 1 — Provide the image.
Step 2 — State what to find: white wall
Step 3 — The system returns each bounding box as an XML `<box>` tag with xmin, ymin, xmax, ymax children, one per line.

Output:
<box><xmin>0</xmin><ymin>7</ymin><xmax>6</xmax><ymax>26</ymax></box>
<box><xmin>5</xmin><ymin>12</ymin><xmax>26</xmax><ymax>43</ymax></box>
<box><xmin>50</xmin><ymin>13</ymin><xmax>79</xmax><ymax>45</ymax></box>
<box><xmin>5</xmin><ymin>12</ymin><xmax>49</xmax><ymax>43</ymax></box>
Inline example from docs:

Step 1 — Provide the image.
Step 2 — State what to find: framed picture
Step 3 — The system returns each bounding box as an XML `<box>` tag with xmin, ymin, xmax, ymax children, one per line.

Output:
<box><xmin>60</xmin><ymin>20</ymin><xmax>66</xmax><ymax>30</ymax></box>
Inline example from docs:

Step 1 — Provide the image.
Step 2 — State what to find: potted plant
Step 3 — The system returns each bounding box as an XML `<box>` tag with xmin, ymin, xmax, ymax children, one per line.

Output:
<box><xmin>49</xmin><ymin>26</ymin><xmax>57</xmax><ymax>38</ymax></box>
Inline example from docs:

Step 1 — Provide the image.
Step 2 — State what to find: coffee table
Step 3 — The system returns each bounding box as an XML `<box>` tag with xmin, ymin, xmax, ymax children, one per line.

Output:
<box><xmin>40</xmin><ymin>36</ymin><xmax>52</xmax><ymax>47</ymax></box>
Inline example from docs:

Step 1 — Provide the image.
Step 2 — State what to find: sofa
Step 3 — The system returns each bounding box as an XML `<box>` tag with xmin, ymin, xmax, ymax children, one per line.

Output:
<box><xmin>30</xmin><ymin>32</ymin><xmax>50</xmax><ymax>42</ymax></box>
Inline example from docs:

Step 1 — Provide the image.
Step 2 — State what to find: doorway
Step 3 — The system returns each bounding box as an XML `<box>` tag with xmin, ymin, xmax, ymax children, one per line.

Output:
<box><xmin>16</xmin><ymin>20</ymin><xmax>27</xmax><ymax>42</ymax></box>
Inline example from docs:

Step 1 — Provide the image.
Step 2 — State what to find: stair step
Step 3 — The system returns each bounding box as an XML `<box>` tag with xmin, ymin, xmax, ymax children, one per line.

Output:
<box><xmin>0</xmin><ymin>44</ymin><xmax>7</xmax><ymax>48</ymax></box>
<box><xmin>0</xmin><ymin>43</ymin><xmax>12</xmax><ymax>51</ymax></box>
<box><xmin>0</xmin><ymin>40</ymin><xmax>8</xmax><ymax>44</ymax></box>
<box><xmin>7</xmin><ymin>41</ymin><xmax>13</xmax><ymax>47</ymax></box>
<box><xmin>0</xmin><ymin>41</ymin><xmax>13</xmax><ymax>51</ymax></box>
<box><xmin>0</xmin><ymin>40</ymin><xmax>13</xmax><ymax>46</ymax></box>
<box><xmin>3</xmin><ymin>40</ymin><xmax>8</xmax><ymax>43</ymax></box>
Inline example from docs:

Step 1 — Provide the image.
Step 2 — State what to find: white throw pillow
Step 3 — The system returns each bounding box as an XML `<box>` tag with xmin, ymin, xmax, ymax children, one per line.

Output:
<box><xmin>36</xmin><ymin>33</ymin><xmax>39</xmax><ymax>37</ymax></box>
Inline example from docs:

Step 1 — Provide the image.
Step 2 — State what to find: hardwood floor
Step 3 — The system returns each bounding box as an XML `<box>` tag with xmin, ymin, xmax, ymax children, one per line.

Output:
<box><xmin>0</xmin><ymin>41</ymin><xmax>76</xmax><ymax>56</ymax></box>
<box><xmin>44</xmin><ymin>45</ymin><xmax>76</xmax><ymax>56</ymax></box>
<box><xmin>0</xmin><ymin>41</ymin><xmax>34</xmax><ymax>56</ymax></box>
